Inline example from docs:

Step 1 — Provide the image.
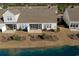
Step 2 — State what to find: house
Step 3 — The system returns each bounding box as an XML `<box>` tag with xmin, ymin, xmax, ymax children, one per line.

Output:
<box><xmin>63</xmin><ymin>8</ymin><xmax>79</xmax><ymax>31</ymax></box>
<box><xmin>0</xmin><ymin>6</ymin><xmax>58</xmax><ymax>33</ymax></box>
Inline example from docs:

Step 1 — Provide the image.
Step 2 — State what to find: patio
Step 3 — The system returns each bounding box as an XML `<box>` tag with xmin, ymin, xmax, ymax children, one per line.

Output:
<box><xmin>3</xmin><ymin>30</ymin><xmax>16</xmax><ymax>33</ymax></box>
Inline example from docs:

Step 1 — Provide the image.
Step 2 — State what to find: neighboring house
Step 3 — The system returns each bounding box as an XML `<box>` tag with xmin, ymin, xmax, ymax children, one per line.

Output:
<box><xmin>63</xmin><ymin>8</ymin><xmax>79</xmax><ymax>31</ymax></box>
<box><xmin>0</xmin><ymin>6</ymin><xmax>58</xmax><ymax>33</ymax></box>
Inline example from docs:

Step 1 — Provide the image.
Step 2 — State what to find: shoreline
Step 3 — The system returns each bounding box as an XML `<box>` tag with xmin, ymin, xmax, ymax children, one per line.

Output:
<box><xmin>0</xmin><ymin>44</ymin><xmax>78</xmax><ymax>50</ymax></box>
<box><xmin>0</xmin><ymin>45</ymin><xmax>78</xmax><ymax>50</ymax></box>
<box><xmin>0</xmin><ymin>40</ymin><xmax>79</xmax><ymax>49</ymax></box>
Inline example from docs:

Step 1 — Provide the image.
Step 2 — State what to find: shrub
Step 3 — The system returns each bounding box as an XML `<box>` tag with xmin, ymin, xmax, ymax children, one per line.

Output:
<box><xmin>3</xmin><ymin>4</ymin><xmax>8</xmax><ymax>9</ymax></box>
<box><xmin>38</xmin><ymin>34</ymin><xmax>44</xmax><ymax>39</ymax></box>
<box><xmin>43</xmin><ymin>34</ymin><xmax>49</xmax><ymax>39</ymax></box>
<box><xmin>52</xmin><ymin>35</ymin><xmax>59</xmax><ymax>41</ymax></box>
<box><xmin>15</xmin><ymin>35</ymin><xmax>21</xmax><ymax>41</ymax></box>
<box><xmin>11</xmin><ymin>35</ymin><xmax>21</xmax><ymax>41</ymax></box>
<box><xmin>57</xmin><ymin>27</ymin><xmax>60</xmax><ymax>32</ymax></box>
<box><xmin>38</xmin><ymin>33</ymin><xmax>52</xmax><ymax>40</ymax></box>
<box><xmin>18</xmin><ymin>27</ymin><xmax>23</xmax><ymax>31</ymax></box>
<box><xmin>48</xmin><ymin>29</ymin><xmax>55</xmax><ymax>32</ymax></box>
<box><xmin>42</xmin><ymin>29</ymin><xmax>47</xmax><ymax>31</ymax></box>
<box><xmin>71</xmin><ymin>6</ymin><xmax>74</xmax><ymax>8</ymax></box>
<box><xmin>76</xmin><ymin>34</ymin><xmax>79</xmax><ymax>37</ymax></box>
<box><xmin>1</xmin><ymin>36</ymin><xmax>8</xmax><ymax>42</ymax></box>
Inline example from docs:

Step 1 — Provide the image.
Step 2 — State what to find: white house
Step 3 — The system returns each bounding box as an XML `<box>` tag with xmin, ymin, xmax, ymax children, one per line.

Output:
<box><xmin>0</xmin><ymin>6</ymin><xmax>58</xmax><ymax>33</ymax></box>
<box><xmin>64</xmin><ymin>8</ymin><xmax>79</xmax><ymax>31</ymax></box>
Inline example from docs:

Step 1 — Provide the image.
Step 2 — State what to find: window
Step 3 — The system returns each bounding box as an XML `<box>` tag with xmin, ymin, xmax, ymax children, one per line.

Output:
<box><xmin>49</xmin><ymin>24</ymin><xmax>51</xmax><ymax>28</ymax></box>
<box><xmin>70</xmin><ymin>24</ymin><xmax>72</xmax><ymax>27</ymax></box>
<box><xmin>30</xmin><ymin>24</ymin><xmax>42</xmax><ymax>29</ymax></box>
<box><xmin>76</xmin><ymin>24</ymin><xmax>78</xmax><ymax>27</ymax></box>
<box><xmin>14</xmin><ymin>25</ymin><xmax>16</xmax><ymax>29</ymax></box>
<box><xmin>7</xmin><ymin>16</ymin><xmax>12</xmax><ymax>20</ymax></box>
<box><xmin>44</xmin><ymin>24</ymin><xmax>47</xmax><ymax>28</ymax></box>
<box><xmin>22</xmin><ymin>26</ymin><xmax>24</xmax><ymax>28</ymax></box>
<box><xmin>38</xmin><ymin>24</ymin><xmax>42</xmax><ymax>29</ymax></box>
<box><xmin>47</xmin><ymin>25</ymin><xmax>49</xmax><ymax>28</ymax></box>
<box><xmin>73</xmin><ymin>24</ymin><xmax>75</xmax><ymax>27</ymax></box>
<box><xmin>70</xmin><ymin>23</ymin><xmax>75</xmax><ymax>28</ymax></box>
<box><xmin>70</xmin><ymin>23</ymin><xmax>78</xmax><ymax>28</ymax></box>
<box><xmin>44</xmin><ymin>24</ymin><xmax>51</xmax><ymax>29</ymax></box>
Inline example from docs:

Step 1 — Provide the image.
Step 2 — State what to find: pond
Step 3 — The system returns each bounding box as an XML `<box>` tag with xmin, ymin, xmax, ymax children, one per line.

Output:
<box><xmin>0</xmin><ymin>46</ymin><xmax>79</xmax><ymax>56</ymax></box>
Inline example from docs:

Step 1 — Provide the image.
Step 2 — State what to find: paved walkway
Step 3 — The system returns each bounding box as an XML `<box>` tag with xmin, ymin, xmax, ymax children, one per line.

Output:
<box><xmin>29</xmin><ymin>29</ymin><xmax>42</xmax><ymax>33</ymax></box>
<box><xmin>3</xmin><ymin>30</ymin><xmax>16</xmax><ymax>33</ymax></box>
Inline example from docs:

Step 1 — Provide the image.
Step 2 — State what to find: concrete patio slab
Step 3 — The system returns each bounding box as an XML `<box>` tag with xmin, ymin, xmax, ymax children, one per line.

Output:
<box><xmin>3</xmin><ymin>30</ymin><xmax>16</xmax><ymax>33</ymax></box>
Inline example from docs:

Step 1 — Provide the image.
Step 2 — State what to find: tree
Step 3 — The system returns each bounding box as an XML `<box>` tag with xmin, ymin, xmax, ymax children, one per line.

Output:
<box><xmin>3</xmin><ymin>4</ymin><xmax>8</xmax><ymax>9</ymax></box>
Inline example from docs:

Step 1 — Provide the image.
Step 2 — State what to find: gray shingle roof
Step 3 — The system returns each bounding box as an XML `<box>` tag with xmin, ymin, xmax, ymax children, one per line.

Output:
<box><xmin>18</xmin><ymin>8</ymin><xmax>57</xmax><ymax>23</ymax></box>
<box><xmin>0</xmin><ymin>6</ymin><xmax>58</xmax><ymax>23</ymax></box>
<box><xmin>66</xmin><ymin>8</ymin><xmax>79</xmax><ymax>21</ymax></box>
<box><xmin>8</xmin><ymin>9</ymin><xmax>20</xmax><ymax>15</ymax></box>
<box><xmin>18</xmin><ymin>7</ymin><xmax>57</xmax><ymax>23</ymax></box>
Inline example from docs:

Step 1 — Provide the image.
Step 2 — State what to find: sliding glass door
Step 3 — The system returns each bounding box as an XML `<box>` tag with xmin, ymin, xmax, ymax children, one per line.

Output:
<box><xmin>30</xmin><ymin>24</ymin><xmax>42</xmax><ymax>30</ymax></box>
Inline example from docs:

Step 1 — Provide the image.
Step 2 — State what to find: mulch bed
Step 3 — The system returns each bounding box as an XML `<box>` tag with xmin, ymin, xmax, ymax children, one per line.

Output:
<box><xmin>0</xmin><ymin>33</ymin><xmax>59</xmax><ymax>42</ymax></box>
<box><xmin>0</xmin><ymin>34</ymin><xmax>29</xmax><ymax>42</ymax></box>
<box><xmin>29</xmin><ymin>34</ymin><xmax>59</xmax><ymax>41</ymax></box>
<box><xmin>67</xmin><ymin>34</ymin><xmax>79</xmax><ymax>40</ymax></box>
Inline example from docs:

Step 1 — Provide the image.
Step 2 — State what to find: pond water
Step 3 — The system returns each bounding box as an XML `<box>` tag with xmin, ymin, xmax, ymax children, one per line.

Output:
<box><xmin>0</xmin><ymin>46</ymin><xmax>79</xmax><ymax>56</ymax></box>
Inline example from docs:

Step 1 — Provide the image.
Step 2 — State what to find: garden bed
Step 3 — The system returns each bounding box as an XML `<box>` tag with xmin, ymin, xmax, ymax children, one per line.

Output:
<box><xmin>29</xmin><ymin>33</ymin><xmax>59</xmax><ymax>41</ymax></box>
<box><xmin>67</xmin><ymin>33</ymin><xmax>79</xmax><ymax>40</ymax></box>
<box><xmin>1</xmin><ymin>34</ymin><xmax>27</xmax><ymax>42</ymax></box>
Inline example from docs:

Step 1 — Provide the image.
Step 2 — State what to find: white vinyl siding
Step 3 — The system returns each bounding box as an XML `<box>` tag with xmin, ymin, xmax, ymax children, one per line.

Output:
<box><xmin>0</xmin><ymin>24</ymin><xmax>6</xmax><ymax>32</ymax></box>
<box><xmin>3</xmin><ymin>10</ymin><xmax>20</xmax><ymax>23</ymax></box>
<box><xmin>42</xmin><ymin>23</ymin><xmax>57</xmax><ymax>30</ymax></box>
